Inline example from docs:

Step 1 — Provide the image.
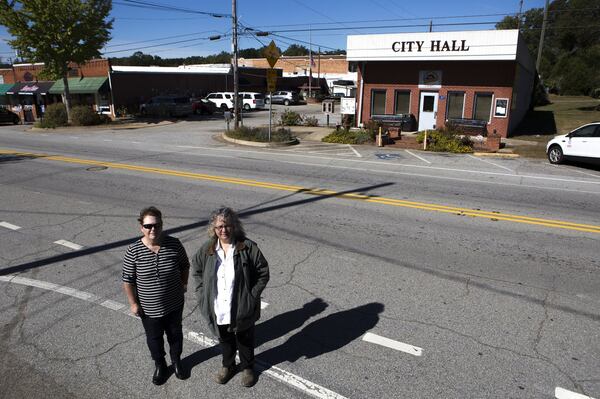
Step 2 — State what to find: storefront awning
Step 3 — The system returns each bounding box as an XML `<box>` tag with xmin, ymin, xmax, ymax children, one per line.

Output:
<box><xmin>0</xmin><ymin>83</ymin><xmax>16</xmax><ymax>95</ymax></box>
<box><xmin>49</xmin><ymin>77</ymin><xmax>108</xmax><ymax>94</ymax></box>
<box><xmin>6</xmin><ymin>81</ymin><xmax>55</xmax><ymax>95</ymax></box>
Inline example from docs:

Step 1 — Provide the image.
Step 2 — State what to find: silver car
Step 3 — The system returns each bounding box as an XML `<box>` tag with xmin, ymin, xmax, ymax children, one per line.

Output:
<box><xmin>140</xmin><ymin>96</ymin><xmax>192</xmax><ymax>117</ymax></box>
<box><xmin>265</xmin><ymin>91</ymin><xmax>300</xmax><ymax>106</ymax></box>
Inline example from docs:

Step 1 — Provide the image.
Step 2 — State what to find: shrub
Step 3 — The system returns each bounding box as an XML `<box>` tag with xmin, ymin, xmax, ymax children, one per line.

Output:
<box><xmin>226</xmin><ymin>126</ymin><xmax>293</xmax><ymax>142</ymax></box>
<box><xmin>279</xmin><ymin>109</ymin><xmax>302</xmax><ymax>126</ymax></box>
<box><xmin>322</xmin><ymin>128</ymin><xmax>373</xmax><ymax>144</ymax></box>
<box><xmin>416</xmin><ymin>128</ymin><xmax>473</xmax><ymax>153</ymax></box>
<box><xmin>303</xmin><ymin>115</ymin><xmax>319</xmax><ymax>126</ymax></box>
<box><xmin>71</xmin><ymin>105</ymin><xmax>106</xmax><ymax>126</ymax></box>
<box><xmin>38</xmin><ymin>103</ymin><xmax>68</xmax><ymax>128</ymax></box>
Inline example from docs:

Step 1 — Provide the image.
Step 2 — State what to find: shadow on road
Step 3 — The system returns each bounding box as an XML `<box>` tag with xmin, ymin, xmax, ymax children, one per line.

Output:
<box><xmin>257</xmin><ymin>302</ymin><xmax>384</xmax><ymax>369</ymax></box>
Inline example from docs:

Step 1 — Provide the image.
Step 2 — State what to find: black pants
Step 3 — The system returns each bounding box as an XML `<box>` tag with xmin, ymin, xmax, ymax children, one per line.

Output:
<box><xmin>140</xmin><ymin>307</ymin><xmax>183</xmax><ymax>363</ymax></box>
<box><xmin>217</xmin><ymin>324</ymin><xmax>255</xmax><ymax>370</ymax></box>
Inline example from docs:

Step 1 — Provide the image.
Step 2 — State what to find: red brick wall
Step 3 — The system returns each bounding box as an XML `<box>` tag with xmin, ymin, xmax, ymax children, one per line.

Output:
<box><xmin>11</xmin><ymin>59</ymin><xmax>110</xmax><ymax>82</ymax></box>
<box><xmin>358</xmin><ymin>60</ymin><xmax>516</xmax><ymax>137</ymax></box>
<box><xmin>0</xmin><ymin>68</ymin><xmax>15</xmax><ymax>84</ymax></box>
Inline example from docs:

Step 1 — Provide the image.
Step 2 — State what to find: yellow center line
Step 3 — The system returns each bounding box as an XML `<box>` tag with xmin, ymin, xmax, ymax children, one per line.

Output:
<box><xmin>3</xmin><ymin>149</ymin><xmax>600</xmax><ymax>234</ymax></box>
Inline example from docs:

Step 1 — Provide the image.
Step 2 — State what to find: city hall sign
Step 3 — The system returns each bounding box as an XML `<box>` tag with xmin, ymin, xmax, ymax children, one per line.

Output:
<box><xmin>392</xmin><ymin>40</ymin><xmax>470</xmax><ymax>53</ymax></box>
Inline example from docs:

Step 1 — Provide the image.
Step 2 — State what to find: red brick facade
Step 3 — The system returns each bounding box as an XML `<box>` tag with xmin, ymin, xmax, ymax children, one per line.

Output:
<box><xmin>239</xmin><ymin>55</ymin><xmax>348</xmax><ymax>74</ymax></box>
<box><xmin>358</xmin><ymin>60</ymin><xmax>519</xmax><ymax>137</ymax></box>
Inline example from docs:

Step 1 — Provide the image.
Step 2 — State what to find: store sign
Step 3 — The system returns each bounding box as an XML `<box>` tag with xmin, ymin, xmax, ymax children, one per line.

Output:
<box><xmin>340</xmin><ymin>97</ymin><xmax>356</xmax><ymax>115</ymax></box>
<box><xmin>20</xmin><ymin>85</ymin><xmax>39</xmax><ymax>92</ymax></box>
<box><xmin>392</xmin><ymin>40</ymin><xmax>470</xmax><ymax>53</ymax></box>
<box><xmin>347</xmin><ymin>30</ymin><xmax>520</xmax><ymax>62</ymax></box>
<box><xmin>419</xmin><ymin>71</ymin><xmax>442</xmax><ymax>89</ymax></box>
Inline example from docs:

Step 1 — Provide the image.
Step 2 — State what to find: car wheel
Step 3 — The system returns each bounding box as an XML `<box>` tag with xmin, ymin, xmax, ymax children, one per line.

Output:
<box><xmin>220</xmin><ymin>104</ymin><xmax>228</xmax><ymax>111</ymax></box>
<box><xmin>548</xmin><ymin>145</ymin><xmax>564</xmax><ymax>164</ymax></box>
<box><xmin>284</xmin><ymin>99</ymin><xmax>290</xmax><ymax>106</ymax></box>
<box><xmin>264</xmin><ymin>98</ymin><xmax>270</xmax><ymax>104</ymax></box>
<box><xmin>13</xmin><ymin>116</ymin><xmax>20</xmax><ymax>125</ymax></box>
<box><xmin>243</xmin><ymin>103</ymin><xmax>251</xmax><ymax>111</ymax></box>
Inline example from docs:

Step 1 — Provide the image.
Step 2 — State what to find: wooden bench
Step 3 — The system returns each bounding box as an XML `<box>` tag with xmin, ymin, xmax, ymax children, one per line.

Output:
<box><xmin>446</xmin><ymin>118</ymin><xmax>488</xmax><ymax>135</ymax></box>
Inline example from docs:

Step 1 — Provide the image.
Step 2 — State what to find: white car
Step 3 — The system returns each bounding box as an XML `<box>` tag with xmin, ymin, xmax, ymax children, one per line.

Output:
<box><xmin>205</xmin><ymin>92</ymin><xmax>234</xmax><ymax>111</ymax></box>
<box><xmin>240</xmin><ymin>92</ymin><xmax>265</xmax><ymax>110</ymax></box>
<box><xmin>546</xmin><ymin>122</ymin><xmax>600</xmax><ymax>164</ymax></box>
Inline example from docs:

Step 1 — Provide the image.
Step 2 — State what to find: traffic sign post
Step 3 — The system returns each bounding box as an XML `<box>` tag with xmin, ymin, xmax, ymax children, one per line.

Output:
<box><xmin>263</xmin><ymin>41</ymin><xmax>280</xmax><ymax>142</ymax></box>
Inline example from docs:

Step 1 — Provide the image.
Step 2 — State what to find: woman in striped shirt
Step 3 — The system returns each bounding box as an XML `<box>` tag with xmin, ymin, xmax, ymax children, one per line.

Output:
<box><xmin>122</xmin><ymin>206</ymin><xmax>190</xmax><ymax>385</ymax></box>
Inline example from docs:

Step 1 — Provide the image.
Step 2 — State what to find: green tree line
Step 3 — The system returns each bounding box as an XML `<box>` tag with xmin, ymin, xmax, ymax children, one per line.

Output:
<box><xmin>496</xmin><ymin>0</ymin><xmax>600</xmax><ymax>96</ymax></box>
<box><xmin>109</xmin><ymin>45</ymin><xmax>345</xmax><ymax>67</ymax></box>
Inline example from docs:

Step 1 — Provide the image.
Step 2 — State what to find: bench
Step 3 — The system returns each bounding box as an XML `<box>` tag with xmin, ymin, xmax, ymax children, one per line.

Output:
<box><xmin>446</xmin><ymin>118</ymin><xmax>488</xmax><ymax>136</ymax></box>
<box><xmin>370</xmin><ymin>114</ymin><xmax>416</xmax><ymax>138</ymax></box>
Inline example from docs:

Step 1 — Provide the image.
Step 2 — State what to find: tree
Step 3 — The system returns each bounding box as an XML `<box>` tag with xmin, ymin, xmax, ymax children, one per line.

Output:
<box><xmin>0</xmin><ymin>0</ymin><xmax>113</xmax><ymax>122</ymax></box>
<box><xmin>283</xmin><ymin>44</ymin><xmax>309</xmax><ymax>56</ymax></box>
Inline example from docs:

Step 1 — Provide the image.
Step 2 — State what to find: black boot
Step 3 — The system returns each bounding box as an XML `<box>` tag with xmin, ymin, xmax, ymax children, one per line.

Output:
<box><xmin>173</xmin><ymin>358</ymin><xmax>186</xmax><ymax>380</ymax></box>
<box><xmin>152</xmin><ymin>358</ymin><xmax>168</xmax><ymax>385</ymax></box>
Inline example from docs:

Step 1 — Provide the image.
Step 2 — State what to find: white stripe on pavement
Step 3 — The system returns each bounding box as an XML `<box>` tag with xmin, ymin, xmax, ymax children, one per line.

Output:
<box><xmin>405</xmin><ymin>150</ymin><xmax>431</xmax><ymax>164</ymax></box>
<box><xmin>0</xmin><ymin>274</ymin><xmax>347</xmax><ymax>399</ymax></box>
<box><xmin>362</xmin><ymin>332</ymin><xmax>423</xmax><ymax>356</ymax></box>
<box><xmin>555</xmin><ymin>387</ymin><xmax>596</xmax><ymax>399</ymax></box>
<box><xmin>348</xmin><ymin>144</ymin><xmax>362</xmax><ymax>157</ymax></box>
<box><xmin>54</xmin><ymin>239</ymin><xmax>83</xmax><ymax>250</ymax></box>
<box><xmin>0</xmin><ymin>221</ymin><xmax>21</xmax><ymax>230</ymax></box>
<box><xmin>468</xmin><ymin>154</ymin><xmax>514</xmax><ymax>173</ymax></box>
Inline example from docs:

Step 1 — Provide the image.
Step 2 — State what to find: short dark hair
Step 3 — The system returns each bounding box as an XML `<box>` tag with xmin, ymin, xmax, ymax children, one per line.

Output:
<box><xmin>138</xmin><ymin>206</ymin><xmax>162</xmax><ymax>224</ymax></box>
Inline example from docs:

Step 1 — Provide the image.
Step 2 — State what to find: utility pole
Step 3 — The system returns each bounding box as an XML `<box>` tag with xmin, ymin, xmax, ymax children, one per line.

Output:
<box><xmin>536</xmin><ymin>0</ymin><xmax>549</xmax><ymax>73</ymax></box>
<box><xmin>517</xmin><ymin>0</ymin><xmax>524</xmax><ymax>30</ymax></box>
<box><xmin>308</xmin><ymin>25</ymin><xmax>312</xmax><ymax>99</ymax></box>
<box><xmin>232</xmin><ymin>0</ymin><xmax>240</xmax><ymax>129</ymax></box>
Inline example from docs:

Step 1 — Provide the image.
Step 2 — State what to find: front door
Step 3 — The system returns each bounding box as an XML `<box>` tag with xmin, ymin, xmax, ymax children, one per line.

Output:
<box><xmin>418</xmin><ymin>92</ymin><xmax>438</xmax><ymax>131</ymax></box>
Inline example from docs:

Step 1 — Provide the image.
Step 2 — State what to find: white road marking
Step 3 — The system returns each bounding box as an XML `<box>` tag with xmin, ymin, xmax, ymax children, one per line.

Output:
<box><xmin>130</xmin><ymin>141</ymin><xmax>142</xmax><ymax>144</ymax></box>
<box><xmin>468</xmin><ymin>154</ymin><xmax>514</xmax><ymax>173</ymax></box>
<box><xmin>100</xmin><ymin>299</ymin><xmax>126</xmax><ymax>311</ymax></box>
<box><xmin>405</xmin><ymin>149</ymin><xmax>431</xmax><ymax>164</ymax></box>
<box><xmin>555</xmin><ymin>387</ymin><xmax>596</xmax><ymax>399</ymax></box>
<box><xmin>53</xmin><ymin>239</ymin><xmax>83</xmax><ymax>250</ymax></box>
<box><xmin>0</xmin><ymin>275</ymin><xmax>347</xmax><ymax>399</ymax></box>
<box><xmin>569</xmin><ymin>168</ymin><xmax>600</xmax><ymax>179</ymax></box>
<box><xmin>0</xmin><ymin>221</ymin><xmax>21</xmax><ymax>230</ymax></box>
<box><xmin>103</xmin><ymin>139</ymin><xmax>113</xmax><ymax>142</ymax></box>
<box><xmin>348</xmin><ymin>144</ymin><xmax>362</xmax><ymax>157</ymax></box>
<box><xmin>171</xmin><ymin>143</ymin><xmax>600</xmax><ymax>186</ymax></box>
<box><xmin>362</xmin><ymin>332</ymin><xmax>423</xmax><ymax>357</ymax></box>
<box><xmin>261</xmin><ymin>301</ymin><xmax>269</xmax><ymax>309</ymax></box>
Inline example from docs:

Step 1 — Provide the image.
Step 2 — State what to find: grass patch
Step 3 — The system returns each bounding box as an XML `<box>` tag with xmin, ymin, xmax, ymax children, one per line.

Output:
<box><xmin>322</xmin><ymin>128</ymin><xmax>373</xmax><ymax>144</ymax></box>
<box><xmin>226</xmin><ymin>126</ymin><xmax>294</xmax><ymax>142</ymax></box>
<box><xmin>515</xmin><ymin>94</ymin><xmax>600</xmax><ymax>137</ymax></box>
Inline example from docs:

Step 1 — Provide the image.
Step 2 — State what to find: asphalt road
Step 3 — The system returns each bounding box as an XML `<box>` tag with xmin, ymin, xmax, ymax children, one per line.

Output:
<box><xmin>0</xmin><ymin>120</ymin><xmax>599</xmax><ymax>399</ymax></box>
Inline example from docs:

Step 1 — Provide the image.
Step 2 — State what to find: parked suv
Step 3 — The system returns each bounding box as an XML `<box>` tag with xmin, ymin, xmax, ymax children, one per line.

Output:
<box><xmin>546</xmin><ymin>122</ymin><xmax>600</xmax><ymax>165</ymax></box>
<box><xmin>240</xmin><ymin>92</ymin><xmax>265</xmax><ymax>110</ymax></box>
<box><xmin>265</xmin><ymin>91</ymin><xmax>300</xmax><ymax>106</ymax></box>
<box><xmin>205</xmin><ymin>92</ymin><xmax>234</xmax><ymax>111</ymax></box>
<box><xmin>140</xmin><ymin>96</ymin><xmax>192</xmax><ymax>117</ymax></box>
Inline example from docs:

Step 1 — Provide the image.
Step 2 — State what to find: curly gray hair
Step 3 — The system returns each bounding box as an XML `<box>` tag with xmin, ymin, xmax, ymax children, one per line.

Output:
<box><xmin>207</xmin><ymin>207</ymin><xmax>246</xmax><ymax>242</ymax></box>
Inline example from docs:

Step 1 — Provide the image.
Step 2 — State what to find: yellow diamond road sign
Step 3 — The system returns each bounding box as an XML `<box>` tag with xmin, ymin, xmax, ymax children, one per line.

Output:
<box><xmin>264</xmin><ymin>40</ymin><xmax>280</xmax><ymax>68</ymax></box>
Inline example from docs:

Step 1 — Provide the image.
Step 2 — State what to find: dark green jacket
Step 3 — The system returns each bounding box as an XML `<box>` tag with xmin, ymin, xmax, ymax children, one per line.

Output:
<box><xmin>192</xmin><ymin>238</ymin><xmax>269</xmax><ymax>336</ymax></box>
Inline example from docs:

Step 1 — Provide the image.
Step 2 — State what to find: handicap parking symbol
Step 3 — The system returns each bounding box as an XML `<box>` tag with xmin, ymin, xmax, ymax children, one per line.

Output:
<box><xmin>375</xmin><ymin>153</ymin><xmax>402</xmax><ymax>160</ymax></box>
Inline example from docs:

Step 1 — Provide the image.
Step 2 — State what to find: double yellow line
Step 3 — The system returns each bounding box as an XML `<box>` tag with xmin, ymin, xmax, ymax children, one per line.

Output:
<box><xmin>3</xmin><ymin>149</ymin><xmax>600</xmax><ymax>234</ymax></box>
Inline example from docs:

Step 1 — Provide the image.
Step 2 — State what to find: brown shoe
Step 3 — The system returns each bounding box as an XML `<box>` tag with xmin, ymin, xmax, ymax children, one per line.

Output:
<box><xmin>240</xmin><ymin>368</ymin><xmax>255</xmax><ymax>387</ymax></box>
<box><xmin>215</xmin><ymin>366</ymin><xmax>235</xmax><ymax>384</ymax></box>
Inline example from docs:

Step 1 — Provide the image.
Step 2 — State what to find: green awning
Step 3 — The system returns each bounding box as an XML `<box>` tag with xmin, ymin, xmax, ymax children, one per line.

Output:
<box><xmin>0</xmin><ymin>83</ymin><xmax>16</xmax><ymax>95</ymax></box>
<box><xmin>49</xmin><ymin>77</ymin><xmax>108</xmax><ymax>94</ymax></box>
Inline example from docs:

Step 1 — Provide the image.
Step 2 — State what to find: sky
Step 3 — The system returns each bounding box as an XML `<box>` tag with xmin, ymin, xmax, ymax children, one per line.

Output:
<box><xmin>0</xmin><ymin>0</ymin><xmax>548</xmax><ymax>62</ymax></box>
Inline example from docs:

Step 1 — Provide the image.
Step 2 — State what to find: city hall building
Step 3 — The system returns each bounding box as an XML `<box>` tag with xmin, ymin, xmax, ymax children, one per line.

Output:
<box><xmin>347</xmin><ymin>29</ymin><xmax>535</xmax><ymax>137</ymax></box>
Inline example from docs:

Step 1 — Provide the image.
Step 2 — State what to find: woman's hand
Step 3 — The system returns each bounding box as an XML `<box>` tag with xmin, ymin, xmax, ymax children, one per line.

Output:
<box><xmin>130</xmin><ymin>302</ymin><xmax>142</xmax><ymax>317</ymax></box>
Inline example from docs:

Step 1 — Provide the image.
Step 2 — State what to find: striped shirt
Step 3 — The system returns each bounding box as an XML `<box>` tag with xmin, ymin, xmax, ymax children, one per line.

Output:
<box><xmin>122</xmin><ymin>235</ymin><xmax>190</xmax><ymax>318</ymax></box>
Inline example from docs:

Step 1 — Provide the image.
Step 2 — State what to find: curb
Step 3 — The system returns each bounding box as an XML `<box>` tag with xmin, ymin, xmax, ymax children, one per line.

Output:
<box><xmin>221</xmin><ymin>132</ymin><xmax>299</xmax><ymax>147</ymax></box>
<box><xmin>473</xmin><ymin>152</ymin><xmax>520</xmax><ymax>158</ymax></box>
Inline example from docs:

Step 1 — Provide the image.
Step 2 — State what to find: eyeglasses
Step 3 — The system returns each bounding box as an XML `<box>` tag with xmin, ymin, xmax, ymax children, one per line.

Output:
<box><xmin>214</xmin><ymin>225</ymin><xmax>232</xmax><ymax>231</ymax></box>
<box><xmin>142</xmin><ymin>223</ymin><xmax>162</xmax><ymax>230</ymax></box>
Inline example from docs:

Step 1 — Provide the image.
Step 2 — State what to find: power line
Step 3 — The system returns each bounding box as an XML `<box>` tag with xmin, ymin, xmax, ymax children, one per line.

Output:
<box><xmin>106</xmin><ymin>30</ymin><xmax>221</xmax><ymax>48</ymax></box>
<box><xmin>114</xmin><ymin>0</ymin><xmax>229</xmax><ymax>17</ymax></box>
